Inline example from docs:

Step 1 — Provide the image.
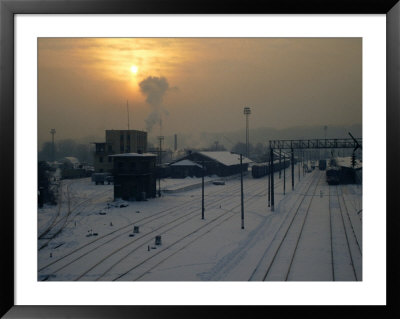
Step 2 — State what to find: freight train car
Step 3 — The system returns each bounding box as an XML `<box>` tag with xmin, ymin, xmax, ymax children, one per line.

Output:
<box><xmin>318</xmin><ymin>159</ymin><xmax>327</xmax><ymax>170</ymax></box>
<box><xmin>61</xmin><ymin>168</ymin><xmax>92</xmax><ymax>179</ymax></box>
<box><xmin>252</xmin><ymin>159</ymin><xmax>291</xmax><ymax>178</ymax></box>
<box><xmin>326</xmin><ymin>166</ymin><xmax>340</xmax><ymax>185</ymax></box>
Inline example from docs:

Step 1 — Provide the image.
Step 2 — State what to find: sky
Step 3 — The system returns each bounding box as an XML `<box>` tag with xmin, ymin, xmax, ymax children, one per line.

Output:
<box><xmin>38</xmin><ymin>38</ymin><xmax>362</xmax><ymax>147</ymax></box>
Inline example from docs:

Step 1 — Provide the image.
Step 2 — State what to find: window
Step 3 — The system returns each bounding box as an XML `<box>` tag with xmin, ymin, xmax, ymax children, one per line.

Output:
<box><xmin>108</xmin><ymin>157</ymin><xmax>112</xmax><ymax>163</ymax></box>
<box><xmin>99</xmin><ymin>156</ymin><xmax>103</xmax><ymax>163</ymax></box>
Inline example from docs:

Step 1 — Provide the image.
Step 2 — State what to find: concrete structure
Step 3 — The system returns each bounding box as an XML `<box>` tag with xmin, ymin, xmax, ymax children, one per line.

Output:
<box><xmin>181</xmin><ymin>151</ymin><xmax>252</xmax><ymax>177</ymax></box>
<box><xmin>111</xmin><ymin>153</ymin><xmax>157</xmax><ymax>201</ymax></box>
<box><xmin>93</xmin><ymin>130</ymin><xmax>147</xmax><ymax>173</ymax></box>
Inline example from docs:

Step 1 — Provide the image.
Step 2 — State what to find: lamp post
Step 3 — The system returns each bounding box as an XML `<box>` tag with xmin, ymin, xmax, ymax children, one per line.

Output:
<box><xmin>283</xmin><ymin>153</ymin><xmax>286</xmax><ymax>195</ymax></box>
<box><xmin>202</xmin><ymin>160</ymin><xmax>205</xmax><ymax>220</ymax></box>
<box><xmin>157</xmin><ymin>136</ymin><xmax>164</xmax><ymax>197</ymax></box>
<box><xmin>50</xmin><ymin>128</ymin><xmax>56</xmax><ymax>163</ymax></box>
<box><xmin>231</xmin><ymin>151</ymin><xmax>245</xmax><ymax>229</ymax></box>
<box><xmin>240</xmin><ymin>153</ymin><xmax>244</xmax><ymax>229</ymax></box>
<box><xmin>243</xmin><ymin>107</ymin><xmax>251</xmax><ymax>158</ymax></box>
<box><xmin>270</xmin><ymin>146</ymin><xmax>274</xmax><ymax>212</ymax></box>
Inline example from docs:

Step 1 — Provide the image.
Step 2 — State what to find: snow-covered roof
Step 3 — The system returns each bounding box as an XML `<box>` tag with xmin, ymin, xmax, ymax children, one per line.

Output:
<box><xmin>62</xmin><ymin>157</ymin><xmax>80</xmax><ymax>164</ymax></box>
<box><xmin>336</xmin><ymin>157</ymin><xmax>362</xmax><ymax>169</ymax></box>
<box><xmin>198</xmin><ymin>151</ymin><xmax>252</xmax><ymax>166</ymax></box>
<box><xmin>170</xmin><ymin>159</ymin><xmax>202</xmax><ymax>168</ymax></box>
<box><xmin>110</xmin><ymin>152</ymin><xmax>156</xmax><ymax>157</ymax></box>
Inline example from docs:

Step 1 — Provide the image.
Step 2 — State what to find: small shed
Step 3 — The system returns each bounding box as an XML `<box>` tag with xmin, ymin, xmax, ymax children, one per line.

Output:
<box><xmin>170</xmin><ymin>159</ymin><xmax>203</xmax><ymax>178</ymax></box>
<box><xmin>111</xmin><ymin>153</ymin><xmax>157</xmax><ymax>201</ymax></box>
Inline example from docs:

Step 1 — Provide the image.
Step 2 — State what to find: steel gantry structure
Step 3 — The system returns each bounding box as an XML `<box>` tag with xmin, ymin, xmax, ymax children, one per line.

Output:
<box><xmin>269</xmin><ymin>138</ymin><xmax>362</xmax><ymax>150</ymax></box>
<box><xmin>267</xmin><ymin>137</ymin><xmax>362</xmax><ymax>212</ymax></box>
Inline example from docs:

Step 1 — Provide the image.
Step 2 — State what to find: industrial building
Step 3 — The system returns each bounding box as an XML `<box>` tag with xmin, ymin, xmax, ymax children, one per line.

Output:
<box><xmin>177</xmin><ymin>151</ymin><xmax>252</xmax><ymax>177</ymax></box>
<box><xmin>170</xmin><ymin>159</ymin><xmax>203</xmax><ymax>178</ymax></box>
<box><xmin>93</xmin><ymin>130</ymin><xmax>147</xmax><ymax>173</ymax></box>
<box><xmin>111</xmin><ymin>152</ymin><xmax>157</xmax><ymax>201</ymax></box>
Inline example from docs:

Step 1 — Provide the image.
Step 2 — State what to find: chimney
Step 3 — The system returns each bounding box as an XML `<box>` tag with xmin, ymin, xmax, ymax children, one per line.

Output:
<box><xmin>174</xmin><ymin>134</ymin><xmax>177</xmax><ymax>152</ymax></box>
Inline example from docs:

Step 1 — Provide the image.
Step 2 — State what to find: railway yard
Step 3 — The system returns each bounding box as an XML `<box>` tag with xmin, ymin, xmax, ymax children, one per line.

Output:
<box><xmin>38</xmin><ymin>165</ymin><xmax>362</xmax><ymax>281</ymax></box>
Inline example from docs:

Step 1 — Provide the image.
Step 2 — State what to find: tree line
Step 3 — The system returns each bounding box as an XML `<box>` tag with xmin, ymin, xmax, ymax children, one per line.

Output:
<box><xmin>38</xmin><ymin>139</ymin><xmax>93</xmax><ymax>163</ymax></box>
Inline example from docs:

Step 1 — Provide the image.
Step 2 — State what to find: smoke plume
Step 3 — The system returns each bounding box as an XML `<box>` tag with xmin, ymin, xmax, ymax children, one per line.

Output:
<box><xmin>139</xmin><ymin>76</ymin><xmax>172</xmax><ymax>132</ymax></box>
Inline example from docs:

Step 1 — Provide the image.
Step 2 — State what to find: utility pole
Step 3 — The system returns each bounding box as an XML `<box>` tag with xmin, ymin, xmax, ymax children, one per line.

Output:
<box><xmin>240</xmin><ymin>153</ymin><xmax>244</xmax><ymax>229</ymax></box>
<box><xmin>279</xmin><ymin>148</ymin><xmax>281</xmax><ymax>179</ymax></box>
<box><xmin>298</xmin><ymin>150</ymin><xmax>300</xmax><ymax>181</ymax></box>
<box><xmin>127</xmin><ymin>100</ymin><xmax>130</xmax><ymax>130</ymax></box>
<box><xmin>291</xmin><ymin>148</ymin><xmax>295</xmax><ymax>191</ymax></box>
<box><xmin>174</xmin><ymin>134</ymin><xmax>178</xmax><ymax>152</ymax></box>
<box><xmin>268</xmin><ymin>155</ymin><xmax>271</xmax><ymax>207</ymax></box>
<box><xmin>283</xmin><ymin>154</ymin><xmax>286</xmax><ymax>195</ymax></box>
<box><xmin>50</xmin><ymin>128</ymin><xmax>56</xmax><ymax>162</ymax></box>
<box><xmin>202</xmin><ymin>160</ymin><xmax>205</xmax><ymax>220</ymax></box>
<box><xmin>324</xmin><ymin>125</ymin><xmax>328</xmax><ymax>159</ymax></box>
<box><xmin>157</xmin><ymin>135</ymin><xmax>164</xmax><ymax>197</ymax></box>
<box><xmin>243</xmin><ymin>107</ymin><xmax>251</xmax><ymax>158</ymax></box>
<box><xmin>270</xmin><ymin>146</ymin><xmax>274</xmax><ymax>212</ymax></box>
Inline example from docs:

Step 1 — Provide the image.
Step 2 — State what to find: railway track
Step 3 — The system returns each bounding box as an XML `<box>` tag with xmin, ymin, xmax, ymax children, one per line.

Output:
<box><xmin>38</xmin><ymin>182</ymin><xmax>64</xmax><ymax>240</ymax></box>
<box><xmin>249</xmin><ymin>172</ymin><xmax>362</xmax><ymax>282</ymax></box>
<box><xmin>102</xmin><ymin>178</ymin><xmax>278</xmax><ymax>281</ymax></box>
<box><xmin>249</xmin><ymin>170</ymin><xmax>322</xmax><ymax>281</ymax></box>
<box><xmin>38</xmin><ymin>181</ymin><xmax>112</xmax><ymax>250</ymax></box>
<box><xmin>338</xmin><ymin>185</ymin><xmax>362</xmax><ymax>253</ymax></box>
<box><xmin>328</xmin><ymin>186</ymin><xmax>360</xmax><ymax>280</ymax></box>
<box><xmin>38</xmin><ymin>175</ymin><xmax>255</xmax><ymax>272</ymax></box>
<box><xmin>335</xmin><ymin>185</ymin><xmax>362</xmax><ymax>280</ymax></box>
<box><xmin>39</xmin><ymin>171</ymin><xmax>287</xmax><ymax>281</ymax></box>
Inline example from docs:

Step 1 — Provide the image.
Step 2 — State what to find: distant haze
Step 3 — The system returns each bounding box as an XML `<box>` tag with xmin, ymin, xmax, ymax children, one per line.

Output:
<box><xmin>38</xmin><ymin>38</ymin><xmax>362</xmax><ymax>148</ymax></box>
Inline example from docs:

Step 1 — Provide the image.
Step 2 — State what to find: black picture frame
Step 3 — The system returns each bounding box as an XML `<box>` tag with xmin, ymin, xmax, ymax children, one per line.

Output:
<box><xmin>1</xmin><ymin>0</ymin><xmax>399</xmax><ymax>318</ymax></box>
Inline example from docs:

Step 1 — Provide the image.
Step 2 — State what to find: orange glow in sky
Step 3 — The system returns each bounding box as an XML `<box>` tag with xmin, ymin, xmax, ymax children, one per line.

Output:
<box><xmin>38</xmin><ymin>38</ymin><xmax>362</xmax><ymax>146</ymax></box>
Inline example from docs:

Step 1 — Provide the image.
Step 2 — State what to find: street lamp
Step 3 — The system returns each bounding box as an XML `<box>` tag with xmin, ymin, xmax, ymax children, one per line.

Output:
<box><xmin>243</xmin><ymin>107</ymin><xmax>251</xmax><ymax>158</ymax></box>
<box><xmin>240</xmin><ymin>153</ymin><xmax>244</xmax><ymax>229</ymax></box>
<box><xmin>202</xmin><ymin>160</ymin><xmax>205</xmax><ymax>220</ymax></box>
<box><xmin>232</xmin><ymin>152</ymin><xmax>245</xmax><ymax>229</ymax></box>
<box><xmin>50</xmin><ymin>128</ymin><xmax>56</xmax><ymax>163</ymax></box>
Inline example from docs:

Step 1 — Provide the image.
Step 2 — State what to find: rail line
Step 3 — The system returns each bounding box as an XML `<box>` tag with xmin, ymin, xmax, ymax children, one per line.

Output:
<box><xmin>38</xmin><ymin>184</ymin><xmax>111</xmax><ymax>250</ymax></box>
<box><xmin>282</xmin><ymin>171</ymin><xmax>322</xmax><ymax>281</ymax></box>
<box><xmin>328</xmin><ymin>186</ymin><xmax>359</xmax><ymax>280</ymax></box>
<box><xmin>248</xmin><ymin>170</ymin><xmax>322</xmax><ymax>281</ymax></box>
<box><xmin>38</xmin><ymin>175</ymin><xmax>252</xmax><ymax>273</ymax></box>
<box><xmin>128</xmin><ymin>170</ymin><xmax>302</xmax><ymax>281</ymax></box>
<box><xmin>338</xmin><ymin>185</ymin><xmax>362</xmax><ymax>254</ymax></box>
<box><xmin>38</xmin><ymin>180</ymin><xmax>67</xmax><ymax>239</ymax></box>
<box><xmin>107</xmin><ymin>180</ymin><xmax>275</xmax><ymax>281</ymax></box>
<box><xmin>74</xmin><ymin>175</ymin><xmax>278</xmax><ymax>281</ymax></box>
<box><xmin>39</xmin><ymin>173</ymin><xmax>283</xmax><ymax>279</ymax></box>
<box><xmin>335</xmin><ymin>186</ymin><xmax>361</xmax><ymax>280</ymax></box>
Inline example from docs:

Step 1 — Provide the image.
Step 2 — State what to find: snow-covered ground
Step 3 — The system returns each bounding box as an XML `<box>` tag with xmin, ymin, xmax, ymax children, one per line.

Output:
<box><xmin>38</xmin><ymin>165</ymin><xmax>362</xmax><ymax>281</ymax></box>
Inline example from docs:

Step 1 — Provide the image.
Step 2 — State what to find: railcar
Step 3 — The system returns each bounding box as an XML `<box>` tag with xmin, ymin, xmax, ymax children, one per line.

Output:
<box><xmin>318</xmin><ymin>159</ymin><xmax>327</xmax><ymax>170</ymax></box>
<box><xmin>326</xmin><ymin>166</ymin><xmax>340</xmax><ymax>185</ymax></box>
<box><xmin>251</xmin><ymin>159</ymin><xmax>290</xmax><ymax>178</ymax></box>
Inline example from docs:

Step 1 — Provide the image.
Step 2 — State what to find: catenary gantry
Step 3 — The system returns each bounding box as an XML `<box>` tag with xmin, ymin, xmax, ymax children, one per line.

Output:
<box><xmin>269</xmin><ymin>138</ymin><xmax>362</xmax><ymax>150</ymax></box>
<box><xmin>267</xmin><ymin>137</ymin><xmax>362</xmax><ymax>212</ymax></box>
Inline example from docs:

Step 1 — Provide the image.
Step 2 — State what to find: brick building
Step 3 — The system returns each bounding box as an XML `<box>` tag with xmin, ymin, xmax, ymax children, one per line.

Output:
<box><xmin>93</xmin><ymin>130</ymin><xmax>147</xmax><ymax>173</ymax></box>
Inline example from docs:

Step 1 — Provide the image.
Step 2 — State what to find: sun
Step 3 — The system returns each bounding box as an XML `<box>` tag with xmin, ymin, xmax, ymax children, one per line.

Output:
<box><xmin>130</xmin><ymin>65</ymin><xmax>138</xmax><ymax>74</ymax></box>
